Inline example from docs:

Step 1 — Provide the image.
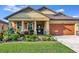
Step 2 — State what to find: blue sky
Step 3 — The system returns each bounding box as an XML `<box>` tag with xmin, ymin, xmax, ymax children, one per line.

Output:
<box><xmin>0</xmin><ymin>5</ymin><xmax>79</xmax><ymax>22</ymax></box>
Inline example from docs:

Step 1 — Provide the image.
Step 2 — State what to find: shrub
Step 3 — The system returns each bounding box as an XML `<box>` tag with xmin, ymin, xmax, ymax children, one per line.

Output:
<box><xmin>26</xmin><ymin>38</ymin><xmax>32</xmax><ymax>41</ymax></box>
<box><xmin>41</xmin><ymin>35</ymin><xmax>56</xmax><ymax>41</ymax></box>
<box><xmin>25</xmin><ymin>35</ymin><xmax>30</xmax><ymax>38</ymax></box>
<box><xmin>51</xmin><ymin>36</ymin><xmax>56</xmax><ymax>41</ymax></box>
<box><xmin>3</xmin><ymin>31</ymin><xmax>12</xmax><ymax>42</ymax></box>
<box><xmin>19</xmin><ymin>32</ymin><xmax>25</xmax><ymax>37</ymax></box>
<box><xmin>16</xmin><ymin>28</ymin><xmax>20</xmax><ymax>33</ymax></box>
<box><xmin>3</xmin><ymin>31</ymin><xmax>20</xmax><ymax>42</ymax></box>
<box><xmin>25</xmin><ymin>35</ymin><xmax>32</xmax><ymax>41</ymax></box>
<box><xmin>8</xmin><ymin>27</ymin><xmax>14</xmax><ymax>34</ymax></box>
<box><xmin>42</xmin><ymin>36</ymin><xmax>48</xmax><ymax>41</ymax></box>
<box><xmin>0</xmin><ymin>33</ymin><xmax>3</xmax><ymax>39</ymax></box>
<box><xmin>9</xmin><ymin>33</ymin><xmax>20</xmax><ymax>41</ymax></box>
<box><xmin>3</xmin><ymin>31</ymin><xmax>8</xmax><ymax>39</ymax></box>
<box><xmin>47</xmin><ymin>37</ymin><xmax>51</xmax><ymax>41</ymax></box>
<box><xmin>0</xmin><ymin>33</ymin><xmax>3</xmax><ymax>41</ymax></box>
<box><xmin>3</xmin><ymin>27</ymin><xmax>15</xmax><ymax>42</ymax></box>
<box><xmin>25</xmin><ymin>35</ymin><xmax>30</xmax><ymax>41</ymax></box>
<box><xmin>29</xmin><ymin>30</ymin><xmax>34</xmax><ymax>35</ymax></box>
<box><xmin>31</xmin><ymin>35</ymin><xmax>38</xmax><ymax>41</ymax></box>
<box><xmin>25</xmin><ymin>35</ymin><xmax>38</xmax><ymax>41</ymax></box>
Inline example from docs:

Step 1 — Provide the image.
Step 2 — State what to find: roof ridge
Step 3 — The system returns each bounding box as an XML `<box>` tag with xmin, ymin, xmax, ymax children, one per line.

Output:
<box><xmin>4</xmin><ymin>6</ymin><xmax>50</xmax><ymax>19</ymax></box>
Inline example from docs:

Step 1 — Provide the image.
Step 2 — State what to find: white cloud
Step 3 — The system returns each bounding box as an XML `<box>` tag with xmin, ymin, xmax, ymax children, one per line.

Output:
<box><xmin>73</xmin><ymin>16</ymin><xmax>79</xmax><ymax>18</ymax></box>
<box><xmin>56</xmin><ymin>9</ymin><xmax>64</xmax><ymax>12</ymax></box>
<box><xmin>19</xmin><ymin>5</ymin><xmax>27</xmax><ymax>8</ymax></box>
<box><xmin>4</xmin><ymin>5</ymin><xmax>26</xmax><ymax>12</ymax></box>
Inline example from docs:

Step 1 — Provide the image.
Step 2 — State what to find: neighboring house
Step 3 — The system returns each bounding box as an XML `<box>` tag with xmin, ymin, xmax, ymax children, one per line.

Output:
<box><xmin>0</xmin><ymin>20</ymin><xmax>8</xmax><ymax>33</ymax></box>
<box><xmin>5</xmin><ymin>7</ymin><xmax>79</xmax><ymax>35</ymax></box>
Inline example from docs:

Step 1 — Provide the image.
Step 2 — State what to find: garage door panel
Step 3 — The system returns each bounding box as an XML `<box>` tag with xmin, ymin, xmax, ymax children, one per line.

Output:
<box><xmin>49</xmin><ymin>24</ymin><xmax>75</xmax><ymax>35</ymax></box>
<box><xmin>63</xmin><ymin>24</ymin><xmax>75</xmax><ymax>35</ymax></box>
<box><xmin>49</xmin><ymin>24</ymin><xmax>63</xmax><ymax>35</ymax></box>
<box><xmin>63</xmin><ymin>29</ymin><xmax>74</xmax><ymax>35</ymax></box>
<box><xmin>64</xmin><ymin>24</ymin><xmax>74</xmax><ymax>30</ymax></box>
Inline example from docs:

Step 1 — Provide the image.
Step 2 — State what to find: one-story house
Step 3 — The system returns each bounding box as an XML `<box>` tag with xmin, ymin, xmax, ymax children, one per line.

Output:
<box><xmin>0</xmin><ymin>20</ymin><xmax>8</xmax><ymax>33</ymax></box>
<box><xmin>5</xmin><ymin>6</ymin><xmax>79</xmax><ymax>35</ymax></box>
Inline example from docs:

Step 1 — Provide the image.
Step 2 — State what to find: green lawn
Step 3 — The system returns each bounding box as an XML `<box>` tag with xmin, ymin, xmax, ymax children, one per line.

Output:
<box><xmin>0</xmin><ymin>41</ymin><xmax>75</xmax><ymax>53</ymax></box>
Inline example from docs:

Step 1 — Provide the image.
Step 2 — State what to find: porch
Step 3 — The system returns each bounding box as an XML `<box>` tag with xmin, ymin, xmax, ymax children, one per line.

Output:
<box><xmin>10</xmin><ymin>21</ymin><xmax>49</xmax><ymax>34</ymax></box>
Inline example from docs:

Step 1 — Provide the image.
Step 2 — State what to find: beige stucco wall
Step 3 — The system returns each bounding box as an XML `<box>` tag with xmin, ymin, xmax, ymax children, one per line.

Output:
<box><xmin>8</xmin><ymin>10</ymin><xmax>49</xmax><ymax>21</ymax></box>
<box><xmin>39</xmin><ymin>9</ymin><xmax>56</xmax><ymax>14</ymax></box>
<box><xmin>26</xmin><ymin>11</ymin><xmax>49</xmax><ymax>18</ymax></box>
<box><xmin>49</xmin><ymin>20</ymin><xmax>77</xmax><ymax>24</ymax></box>
<box><xmin>75</xmin><ymin>22</ymin><xmax>79</xmax><ymax>31</ymax></box>
<box><xmin>73</xmin><ymin>23</ymin><xmax>79</xmax><ymax>35</ymax></box>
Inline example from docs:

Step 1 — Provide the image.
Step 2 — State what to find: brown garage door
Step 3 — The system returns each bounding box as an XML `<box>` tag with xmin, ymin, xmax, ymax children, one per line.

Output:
<box><xmin>49</xmin><ymin>24</ymin><xmax>75</xmax><ymax>35</ymax></box>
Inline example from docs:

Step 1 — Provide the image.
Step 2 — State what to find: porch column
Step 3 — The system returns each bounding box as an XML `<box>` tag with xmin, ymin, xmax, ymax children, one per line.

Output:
<box><xmin>21</xmin><ymin>21</ymin><xmax>24</xmax><ymax>31</ymax></box>
<box><xmin>45</xmin><ymin>21</ymin><xmax>49</xmax><ymax>34</ymax></box>
<box><xmin>34</xmin><ymin>21</ymin><xmax>37</xmax><ymax>34</ymax></box>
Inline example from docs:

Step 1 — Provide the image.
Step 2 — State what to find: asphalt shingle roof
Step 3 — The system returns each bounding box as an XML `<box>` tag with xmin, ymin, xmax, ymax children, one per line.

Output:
<box><xmin>0</xmin><ymin>20</ymin><xmax>8</xmax><ymax>24</ymax></box>
<box><xmin>4</xmin><ymin>6</ymin><xmax>79</xmax><ymax>20</ymax></box>
<box><xmin>44</xmin><ymin>13</ymin><xmax>79</xmax><ymax>20</ymax></box>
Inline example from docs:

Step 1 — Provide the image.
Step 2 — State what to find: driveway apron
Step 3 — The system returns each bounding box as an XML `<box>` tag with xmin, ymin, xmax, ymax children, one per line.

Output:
<box><xmin>56</xmin><ymin>36</ymin><xmax>79</xmax><ymax>53</ymax></box>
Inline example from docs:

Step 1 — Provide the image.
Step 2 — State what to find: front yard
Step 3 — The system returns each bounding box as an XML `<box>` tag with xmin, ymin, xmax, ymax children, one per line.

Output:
<box><xmin>0</xmin><ymin>28</ymin><xmax>75</xmax><ymax>53</ymax></box>
<box><xmin>0</xmin><ymin>41</ymin><xmax>75</xmax><ymax>53</ymax></box>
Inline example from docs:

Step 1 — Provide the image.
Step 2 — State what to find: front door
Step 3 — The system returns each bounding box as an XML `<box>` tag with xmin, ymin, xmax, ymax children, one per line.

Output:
<box><xmin>37</xmin><ymin>24</ymin><xmax>44</xmax><ymax>34</ymax></box>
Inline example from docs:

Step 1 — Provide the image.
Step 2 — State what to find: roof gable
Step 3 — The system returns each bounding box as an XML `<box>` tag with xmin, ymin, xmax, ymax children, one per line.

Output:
<box><xmin>54</xmin><ymin>12</ymin><xmax>66</xmax><ymax>16</ymax></box>
<box><xmin>38</xmin><ymin>7</ymin><xmax>57</xmax><ymax>14</ymax></box>
<box><xmin>5</xmin><ymin>7</ymin><xmax>49</xmax><ymax>20</ymax></box>
<box><xmin>5</xmin><ymin>7</ymin><xmax>33</xmax><ymax>19</ymax></box>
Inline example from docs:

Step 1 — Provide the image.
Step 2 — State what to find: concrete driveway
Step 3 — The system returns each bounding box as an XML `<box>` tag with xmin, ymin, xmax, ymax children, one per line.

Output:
<box><xmin>56</xmin><ymin>36</ymin><xmax>79</xmax><ymax>53</ymax></box>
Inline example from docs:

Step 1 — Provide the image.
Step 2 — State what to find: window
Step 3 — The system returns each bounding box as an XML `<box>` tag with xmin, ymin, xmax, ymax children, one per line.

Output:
<box><xmin>28</xmin><ymin>22</ymin><xmax>33</xmax><ymax>30</ymax></box>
